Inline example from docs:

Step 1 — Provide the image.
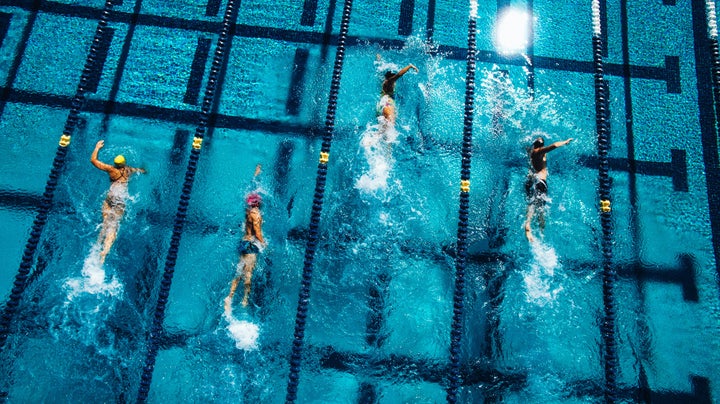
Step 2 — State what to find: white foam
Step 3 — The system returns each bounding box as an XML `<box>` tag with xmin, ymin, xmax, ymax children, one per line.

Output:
<box><xmin>355</xmin><ymin>120</ymin><xmax>398</xmax><ymax>193</ymax></box>
<box><xmin>224</xmin><ymin>311</ymin><xmax>259</xmax><ymax>351</ymax></box>
<box><xmin>374</xmin><ymin>58</ymin><xmax>400</xmax><ymax>75</ymax></box>
<box><xmin>65</xmin><ymin>244</ymin><xmax>123</xmax><ymax>300</ymax></box>
<box><xmin>523</xmin><ymin>241</ymin><xmax>563</xmax><ymax>306</ymax></box>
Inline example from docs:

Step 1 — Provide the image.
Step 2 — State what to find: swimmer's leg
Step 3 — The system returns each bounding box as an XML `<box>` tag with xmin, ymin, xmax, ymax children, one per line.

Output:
<box><xmin>225</xmin><ymin>258</ymin><xmax>245</xmax><ymax>314</ymax></box>
<box><xmin>98</xmin><ymin>201</ymin><xmax>123</xmax><ymax>263</ymax></box>
<box><xmin>537</xmin><ymin>205</ymin><xmax>546</xmax><ymax>239</ymax></box>
<box><xmin>241</xmin><ymin>253</ymin><xmax>258</xmax><ymax>307</ymax></box>
<box><xmin>96</xmin><ymin>201</ymin><xmax>110</xmax><ymax>245</ymax></box>
<box><xmin>524</xmin><ymin>203</ymin><xmax>535</xmax><ymax>243</ymax></box>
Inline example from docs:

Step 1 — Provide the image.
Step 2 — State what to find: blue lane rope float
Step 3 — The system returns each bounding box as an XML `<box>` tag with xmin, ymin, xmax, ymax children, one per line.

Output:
<box><xmin>0</xmin><ymin>0</ymin><xmax>116</xmax><ymax>351</ymax></box>
<box><xmin>591</xmin><ymin>0</ymin><xmax>619</xmax><ymax>402</ymax></box>
<box><xmin>135</xmin><ymin>1</ymin><xmax>238</xmax><ymax>402</ymax></box>
<box><xmin>446</xmin><ymin>1</ymin><xmax>478</xmax><ymax>403</ymax></box>
<box><xmin>284</xmin><ymin>0</ymin><xmax>353</xmax><ymax>402</ymax></box>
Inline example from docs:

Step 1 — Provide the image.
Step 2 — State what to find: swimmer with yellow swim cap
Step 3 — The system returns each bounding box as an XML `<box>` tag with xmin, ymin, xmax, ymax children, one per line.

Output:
<box><xmin>90</xmin><ymin>140</ymin><xmax>146</xmax><ymax>264</ymax></box>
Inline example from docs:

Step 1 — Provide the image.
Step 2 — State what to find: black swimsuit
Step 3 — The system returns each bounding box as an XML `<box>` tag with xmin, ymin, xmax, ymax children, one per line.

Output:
<box><xmin>525</xmin><ymin>174</ymin><xmax>547</xmax><ymax>204</ymax></box>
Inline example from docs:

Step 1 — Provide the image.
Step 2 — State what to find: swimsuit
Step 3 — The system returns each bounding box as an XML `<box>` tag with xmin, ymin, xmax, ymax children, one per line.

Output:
<box><xmin>525</xmin><ymin>173</ymin><xmax>548</xmax><ymax>205</ymax></box>
<box><xmin>376</xmin><ymin>95</ymin><xmax>395</xmax><ymax>116</ymax></box>
<box><xmin>105</xmin><ymin>181</ymin><xmax>129</xmax><ymax>211</ymax></box>
<box><xmin>238</xmin><ymin>239</ymin><xmax>261</xmax><ymax>255</ymax></box>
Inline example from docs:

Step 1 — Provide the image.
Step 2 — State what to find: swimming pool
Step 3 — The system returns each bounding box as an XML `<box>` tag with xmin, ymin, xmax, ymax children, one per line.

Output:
<box><xmin>0</xmin><ymin>0</ymin><xmax>719</xmax><ymax>402</ymax></box>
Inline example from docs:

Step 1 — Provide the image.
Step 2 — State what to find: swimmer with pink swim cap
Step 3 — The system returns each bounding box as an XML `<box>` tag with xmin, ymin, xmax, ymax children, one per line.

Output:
<box><xmin>246</xmin><ymin>192</ymin><xmax>262</xmax><ymax>207</ymax></box>
<box><xmin>225</xmin><ymin>165</ymin><xmax>266</xmax><ymax>313</ymax></box>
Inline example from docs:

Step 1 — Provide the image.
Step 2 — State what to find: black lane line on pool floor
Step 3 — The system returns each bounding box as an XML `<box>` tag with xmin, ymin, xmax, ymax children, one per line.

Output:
<box><xmin>581</xmin><ymin>150</ymin><xmax>689</xmax><ymax>192</ymax></box>
<box><xmin>301</xmin><ymin>0</ymin><xmax>318</xmax><ymax>26</ymax></box>
<box><xmin>398</xmin><ymin>0</ymin><xmax>414</xmax><ymax>36</ymax></box>
<box><xmin>84</xmin><ymin>27</ymin><xmax>114</xmax><ymax>94</ymax></box>
<box><xmin>184</xmin><ymin>37</ymin><xmax>212</xmax><ymax>105</ymax></box>
<box><xmin>0</xmin><ymin>12</ymin><xmax>12</xmax><ymax>50</ymax></box>
<box><xmin>100</xmin><ymin>0</ymin><xmax>144</xmax><ymax>134</ymax></box>
<box><xmin>206</xmin><ymin>0</ymin><xmax>221</xmax><ymax>17</ymax></box>
<box><xmin>286</xmin><ymin>48</ymin><xmax>309</xmax><ymax>116</ymax></box>
<box><xmin>426</xmin><ymin>0</ymin><xmax>436</xmax><ymax>42</ymax></box>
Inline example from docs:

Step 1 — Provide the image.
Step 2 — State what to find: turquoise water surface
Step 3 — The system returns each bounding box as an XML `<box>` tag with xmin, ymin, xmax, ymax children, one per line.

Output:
<box><xmin>0</xmin><ymin>0</ymin><xmax>719</xmax><ymax>402</ymax></box>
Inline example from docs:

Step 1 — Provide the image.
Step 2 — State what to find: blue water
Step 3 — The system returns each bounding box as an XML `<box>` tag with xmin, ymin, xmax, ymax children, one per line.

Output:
<box><xmin>1</xmin><ymin>0</ymin><xmax>719</xmax><ymax>402</ymax></box>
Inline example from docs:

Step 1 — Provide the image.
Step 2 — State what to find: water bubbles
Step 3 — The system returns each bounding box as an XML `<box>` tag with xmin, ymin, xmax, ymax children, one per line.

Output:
<box><xmin>225</xmin><ymin>315</ymin><xmax>260</xmax><ymax>351</ymax></box>
<box><xmin>523</xmin><ymin>242</ymin><xmax>564</xmax><ymax>306</ymax></box>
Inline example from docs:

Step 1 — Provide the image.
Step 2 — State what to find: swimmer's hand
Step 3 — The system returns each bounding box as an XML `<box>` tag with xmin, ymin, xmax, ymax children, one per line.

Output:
<box><xmin>410</xmin><ymin>64</ymin><xmax>419</xmax><ymax>73</ymax></box>
<box><xmin>95</xmin><ymin>140</ymin><xmax>104</xmax><ymax>149</ymax></box>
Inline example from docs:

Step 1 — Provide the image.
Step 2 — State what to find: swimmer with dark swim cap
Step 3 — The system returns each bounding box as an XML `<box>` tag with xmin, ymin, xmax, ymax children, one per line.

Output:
<box><xmin>90</xmin><ymin>140</ymin><xmax>146</xmax><ymax>263</ymax></box>
<box><xmin>226</xmin><ymin>165</ymin><xmax>266</xmax><ymax>313</ymax></box>
<box><xmin>523</xmin><ymin>136</ymin><xmax>573</xmax><ymax>243</ymax></box>
<box><xmin>377</xmin><ymin>56</ymin><xmax>418</xmax><ymax>125</ymax></box>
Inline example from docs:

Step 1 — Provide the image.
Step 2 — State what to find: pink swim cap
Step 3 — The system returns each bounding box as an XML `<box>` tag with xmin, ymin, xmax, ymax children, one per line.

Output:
<box><xmin>246</xmin><ymin>192</ymin><xmax>262</xmax><ymax>206</ymax></box>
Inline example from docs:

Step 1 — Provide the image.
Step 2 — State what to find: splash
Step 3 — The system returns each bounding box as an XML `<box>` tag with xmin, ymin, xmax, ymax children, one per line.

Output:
<box><xmin>355</xmin><ymin>120</ymin><xmax>399</xmax><ymax>193</ymax></box>
<box><xmin>49</xmin><ymin>244</ymin><xmax>124</xmax><ymax>354</ymax></box>
<box><xmin>374</xmin><ymin>57</ymin><xmax>400</xmax><ymax>76</ymax></box>
<box><xmin>65</xmin><ymin>244</ymin><xmax>123</xmax><ymax>299</ymax></box>
<box><xmin>224</xmin><ymin>311</ymin><xmax>259</xmax><ymax>351</ymax></box>
<box><xmin>523</xmin><ymin>241</ymin><xmax>563</xmax><ymax>306</ymax></box>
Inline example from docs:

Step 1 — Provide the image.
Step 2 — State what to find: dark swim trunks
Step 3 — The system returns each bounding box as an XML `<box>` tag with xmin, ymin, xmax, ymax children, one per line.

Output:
<box><xmin>238</xmin><ymin>240</ymin><xmax>260</xmax><ymax>255</ymax></box>
<box><xmin>525</xmin><ymin>175</ymin><xmax>548</xmax><ymax>205</ymax></box>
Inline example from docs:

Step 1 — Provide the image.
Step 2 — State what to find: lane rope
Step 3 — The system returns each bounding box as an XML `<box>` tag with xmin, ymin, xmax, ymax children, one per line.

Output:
<box><xmin>135</xmin><ymin>0</ymin><xmax>239</xmax><ymax>401</ymax></box>
<box><xmin>284</xmin><ymin>0</ymin><xmax>354</xmax><ymax>402</ymax></box>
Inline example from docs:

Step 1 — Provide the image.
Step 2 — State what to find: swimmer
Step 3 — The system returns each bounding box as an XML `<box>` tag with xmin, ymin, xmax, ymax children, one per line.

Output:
<box><xmin>90</xmin><ymin>140</ymin><xmax>146</xmax><ymax>263</ymax></box>
<box><xmin>377</xmin><ymin>57</ymin><xmax>418</xmax><ymax>125</ymax></box>
<box><xmin>523</xmin><ymin>136</ymin><xmax>572</xmax><ymax>243</ymax></box>
<box><xmin>225</xmin><ymin>165</ymin><xmax>266</xmax><ymax>313</ymax></box>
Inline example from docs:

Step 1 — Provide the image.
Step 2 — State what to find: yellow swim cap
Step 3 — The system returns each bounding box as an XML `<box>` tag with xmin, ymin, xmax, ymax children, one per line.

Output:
<box><xmin>114</xmin><ymin>155</ymin><xmax>126</xmax><ymax>166</ymax></box>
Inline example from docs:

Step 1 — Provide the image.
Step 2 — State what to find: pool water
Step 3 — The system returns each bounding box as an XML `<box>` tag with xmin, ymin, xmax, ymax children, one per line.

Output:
<box><xmin>1</xmin><ymin>0</ymin><xmax>719</xmax><ymax>402</ymax></box>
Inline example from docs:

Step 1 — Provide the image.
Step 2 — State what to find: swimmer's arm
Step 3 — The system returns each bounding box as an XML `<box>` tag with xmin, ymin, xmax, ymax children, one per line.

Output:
<box><xmin>393</xmin><ymin>64</ymin><xmax>419</xmax><ymax>80</ymax></box>
<box><xmin>249</xmin><ymin>210</ymin><xmax>265</xmax><ymax>245</ymax></box>
<box><xmin>90</xmin><ymin>140</ymin><xmax>113</xmax><ymax>172</ymax></box>
<box><xmin>129</xmin><ymin>167</ymin><xmax>146</xmax><ymax>174</ymax></box>
<box><xmin>539</xmin><ymin>138</ymin><xmax>573</xmax><ymax>154</ymax></box>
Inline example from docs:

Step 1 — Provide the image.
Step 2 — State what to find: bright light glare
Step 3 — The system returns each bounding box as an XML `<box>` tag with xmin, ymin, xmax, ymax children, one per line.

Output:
<box><xmin>494</xmin><ymin>8</ymin><xmax>531</xmax><ymax>55</ymax></box>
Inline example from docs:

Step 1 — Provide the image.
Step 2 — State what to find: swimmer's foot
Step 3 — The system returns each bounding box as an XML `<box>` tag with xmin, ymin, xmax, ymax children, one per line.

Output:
<box><xmin>224</xmin><ymin>296</ymin><xmax>232</xmax><ymax>314</ymax></box>
<box><xmin>241</xmin><ymin>296</ymin><xmax>249</xmax><ymax>307</ymax></box>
